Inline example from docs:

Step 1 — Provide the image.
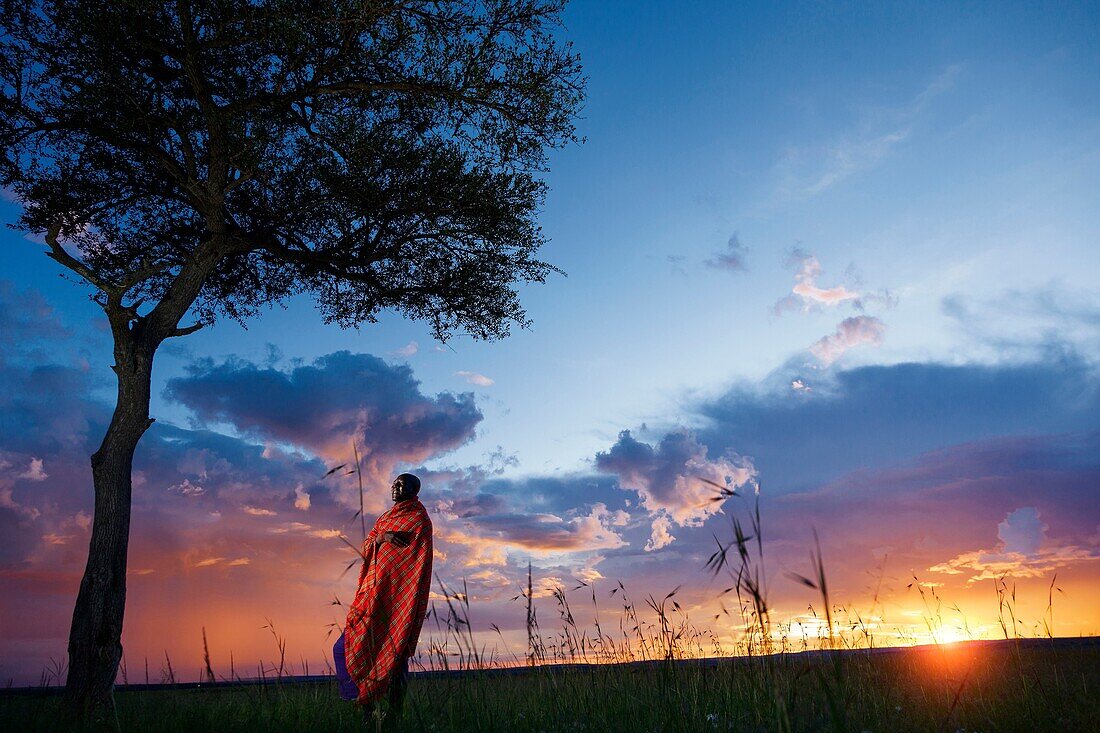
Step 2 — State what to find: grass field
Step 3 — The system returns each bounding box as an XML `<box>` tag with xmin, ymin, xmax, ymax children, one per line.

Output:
<box><xmin>2</xmin><ymin>638</ymin><xmax>1096</xmax><ymax>732</ymax></box>
<box><xmin>6</xmin><ymin>492</ymin><xmax>1095</xmax><ymax>732</ymax></box>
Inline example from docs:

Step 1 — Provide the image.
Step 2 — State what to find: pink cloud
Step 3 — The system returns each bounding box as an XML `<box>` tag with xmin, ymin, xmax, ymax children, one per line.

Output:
<box><xmin>774</xmin><ymin>249</ymin><xmax>860</xmax><ymax>314</ymax></box>
<box><xmin>293</xmin><ymin>483</ymin><xmax>311</xmax><ymax>511</ymax></box>
<box><xmin>391</xmin><ymin>341</ymin><xmax>418</xmax><ymax>357</ymax></box>
<box><xmin>17</xmin><ymin>458</ymin><xmax>48</xmax><ymax>481</ymax></box>
<box><xmin>455</xmin><ymin>370</ymin><xmax>495</xmax><ymax>387</ymax></box>
<box><xmin>596</xmin><ymin>429</ymin><xmax>756</xmax><ymax>529</ymax></box>
<box><xmin>809</xmin><ymin>315</ymin><xmax>886</xmax><ymax>365</ymax></box>
<box><xmin>645</xmin><ymin>515</ymin><xmax>675</xmax><ymax>551</ymax></box>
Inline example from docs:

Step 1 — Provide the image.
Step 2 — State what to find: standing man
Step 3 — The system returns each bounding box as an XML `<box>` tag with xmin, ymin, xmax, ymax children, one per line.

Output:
<box><xmin>334</xmin><ymin>473</ymin><xmax>433</xmax><ymax>728</ymax></box>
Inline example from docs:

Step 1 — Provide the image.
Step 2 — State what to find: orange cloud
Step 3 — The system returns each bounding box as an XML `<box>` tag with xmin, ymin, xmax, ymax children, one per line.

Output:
<box><xmin>929</xmin><ymin>545</ymin><xmax>1098</xmax><ymax>582</ymax></box>
<box><xmin>928</xmin><ymin>507</ymin><xmax>1100</xmax><ymax>582</ymax></box>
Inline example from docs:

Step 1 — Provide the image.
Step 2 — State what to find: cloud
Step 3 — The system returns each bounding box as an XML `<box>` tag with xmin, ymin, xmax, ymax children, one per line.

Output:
<box><xmin>440</xmin><ymin>501</ymin><xmax>628</xmax><ymax>559</ymax></box>
<box><xmin>17</xmin><ymin>457</ymin><xmax>47</xmax><ymax>481</ymax></box>
<box><xmin>942</xmin><ymin>285</ymin><xmax>1100</xmax><ymax>363</ymax></box>
<box><xmin>0</xmin><ymin>280</ymin><xmax>70</xmax><ymax>351</ymax></box>
<box><xmin>168</xmin><ymin>478</ymin><xmax>206</xmax><ymax>496</ymax></box>
<box><xmin>0</xmin><ymin>482</ymin><xmax>41</xmax><ymax>521</ymax></box>
<box><xmin>3</xmin><ymin>277</ymin><xmax>1099</xmax><ymax>683</ymax></box>
<box><xmin>163</xmin><ymin>351</ymin><xmax>482</xmax><ymax>503</ymax></box>
<box><xmin>434</xmin><ymin>490</ymin><xmax>510</xmax><ymax>520</ymax></box>
<box><xmin>705</xmin><ymin>232</ymin><xmax>749</xmax><ymax>272</ymax></box>
<box><xmin>775</xmin><ymin>65</ymin><xmax>960</xmax><ymax>197</ymax></box>
<box><xmin>929</xmin><ymin>508</ymin><xmax>1098</xmax><ymax>582</ymax></box>
<box><xmin>0</xmin><ymin>284</ymin><xmax>501</xmax><ymax>683</ymax></box>
<box><xmin>998</xmin><ymin>507</ymin><xmax>1046</xmax><ymax>555</ymax></box>
<box><xmin>293</xmin><ymin>483</ymin><xmax>311</xmax><ymax>511</ymax></box>
<box><xmin>770</xmin><ymin>429</ymin><xmax>1100</xmax><ymax>545</ymax></box>
<box><xmin>416</xmin><ymin>469</ymin><xmax>639</xmax><ymax>598</ymax></box>
<box><xmin>391</xmin><ymin>341</ymin><xmax>418</xmax><ymax>358</ymax></box>
<box><xmin>774</xmin><ymin>249</ymin><xmax>861</xmax><ymax>315</ymax></box>
<box><xmin>645</xmin><ymin>515</ymin><xmax>675</xmax><ymax>552</ymax></box>
<box><xmin>791</xmin><ymin>249</ymin><xmax>859</xmax><ymax>306</ymax></box>
<box><xmin>193</xmin><ymin>556</ymin><xmax>251</xmax><ymax>569</ymax></box>
<box><xmin>455</xmin><ymin>370</ymin><xmax>495</xmax><ymax>387</ymax></box>
<box><xmin>694</xmin><ymin>356</ymin><xmax>1100</xmax><ymax>493</ymax></box>
<box><xmin>804</xmin><ymin>130</ymin><xmax>909</xmax><ymax>194</ymax></box>
<box><xmin>809</xmin><ymin>315</ymin><xmax>886</xmax><ymax>365</ymax></box>
<box><xmin>595</xmin><ymin>429</ymin><xmax>756</xmax><ymax>528</ymax></box>
<box><xmin>928</xmin><ymin>545</ymin><xmax>1098</xmax><ymax>582</ymax></box>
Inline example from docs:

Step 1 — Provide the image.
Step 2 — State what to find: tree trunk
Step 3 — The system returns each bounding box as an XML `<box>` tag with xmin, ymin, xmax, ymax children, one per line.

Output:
<box><xmin>62</xmin><ymin>334</ymin><xmax>157</xmax><ymax>726</ymax></box>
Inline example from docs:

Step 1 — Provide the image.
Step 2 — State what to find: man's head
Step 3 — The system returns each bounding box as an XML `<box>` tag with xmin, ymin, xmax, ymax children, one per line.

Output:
<box><xmin>390</xmin><ymin>473</ymin><xmax>421</xmax><ymax>503</ymax></box>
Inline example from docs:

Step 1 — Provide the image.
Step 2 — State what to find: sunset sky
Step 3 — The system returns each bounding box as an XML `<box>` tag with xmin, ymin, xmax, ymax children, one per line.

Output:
<box><xmin>2</xmin><ymin>1</ymin><xmax>1099</xmax><ymax>685</ymax></box>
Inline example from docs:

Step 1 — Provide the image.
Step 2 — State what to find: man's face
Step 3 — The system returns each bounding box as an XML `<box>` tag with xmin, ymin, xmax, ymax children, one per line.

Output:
<box><xmin>391</xmin><ymin>477</ymin><xmax>406</xmax><ymax>503</ymax></box>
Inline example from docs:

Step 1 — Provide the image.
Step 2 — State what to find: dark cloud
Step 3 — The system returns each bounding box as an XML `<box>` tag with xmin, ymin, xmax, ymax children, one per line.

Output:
<box><xmin>769</xmin><ymin>431</ymin><xmax>1100</xmax><ymax>536</ymax></box>
<box><xmin>705</xmin><ymin>232</ymin><xmax>749</xmax><ymax>272</ymax></box>
<box><xmin>477</xmin><ymin>474</ymin><xmax>624</xmax><ymax>517</ymax></box>
<box><xmin>437</xmin><ymin>490</ymin><xmax>510</xmax><ymax>519</ymax></box>
<box><xmin>0</xmin><ymin>280</ymin><xmax>108</xmax><ymax>457</ymax></box>
<box><xmin>162</xmin><ymin>350</ymin><xmax>483</xmax><ymax>486</ymax></box>
<box><xmin>0</xmin><ymin>280</ymin><xmax>70</xmax><ymax>350</ymax></box>
<box><xmin>425</xmin><ymin>470</ymin><xmax>635</xmax><ymax>562</ymax></box>
<box><xmin>695</xmin><ymin>356</ymin><xmax>1100</xmax><ymax>493</ymax></box>
<box><xmin>0</xmin><ymin>361</ymin><xmax>105</xmax><ymax>456</ymax></box>
<box><xmin>452</xmin><ymin>505</ymin><xmax>628</xmax><ymax>553</ymax></box>
<box><xmin>557</xmin><ymin>428</ymin><xmax>1100</xmax><ymax>614</ymax></box>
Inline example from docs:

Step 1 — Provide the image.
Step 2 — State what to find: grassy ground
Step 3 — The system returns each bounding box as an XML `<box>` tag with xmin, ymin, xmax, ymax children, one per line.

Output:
<box><xmin>3</xmin><ymin>639</ymin><xmax>1096</xmax><ymax>732</ymax></box>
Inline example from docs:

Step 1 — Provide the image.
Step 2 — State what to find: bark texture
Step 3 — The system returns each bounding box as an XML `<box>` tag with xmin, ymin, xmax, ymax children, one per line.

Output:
<box><xmin>62</xmin><ymin>332</ymin><xmax>156</xmax><ymax>725</ymax></box>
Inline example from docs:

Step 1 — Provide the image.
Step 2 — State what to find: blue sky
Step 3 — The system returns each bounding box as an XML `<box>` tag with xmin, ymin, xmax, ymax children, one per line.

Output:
<box><xmin>5</xmin><ymin>1</ymin><xmax>1098</xmax><ymax>477</ymax></box>
<box><xmin>2</xmin><ymin>0</ymin><xmax>1099</xmax><ymax>682</ymax></box>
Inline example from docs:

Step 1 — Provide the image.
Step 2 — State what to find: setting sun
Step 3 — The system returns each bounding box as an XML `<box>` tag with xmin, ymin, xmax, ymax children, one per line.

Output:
<box><xmin>1</xmin><ymin>1</ymin><xmax>1097</xmax><ymax>730</ymax></box>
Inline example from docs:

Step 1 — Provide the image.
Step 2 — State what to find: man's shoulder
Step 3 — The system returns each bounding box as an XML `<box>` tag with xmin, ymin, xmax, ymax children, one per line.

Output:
<box><xmin>406</xmin><ymin>500</ymin><xmax>432</xmax><ymax>531</ymax></box>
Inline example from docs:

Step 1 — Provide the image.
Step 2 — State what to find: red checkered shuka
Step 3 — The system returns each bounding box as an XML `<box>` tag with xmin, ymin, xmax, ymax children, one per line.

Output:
<box><xmin>344</xmin><ymin>497</ymin><xmax>433</xmax><ymax>705</ymax></box>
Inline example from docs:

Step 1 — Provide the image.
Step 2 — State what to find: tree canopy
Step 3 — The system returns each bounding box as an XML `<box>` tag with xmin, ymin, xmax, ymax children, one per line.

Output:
<box><xmin>0</xmin><ymin>0</ymin><xmax>585</xmax><ymax>342</ymax></box>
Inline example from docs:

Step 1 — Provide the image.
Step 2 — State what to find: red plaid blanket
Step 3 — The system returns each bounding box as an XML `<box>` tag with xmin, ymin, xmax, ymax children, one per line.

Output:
<box><xmin>344</xmin><ymin>497</ymin><xmax>433</xmax><ymax>705</ymax></box>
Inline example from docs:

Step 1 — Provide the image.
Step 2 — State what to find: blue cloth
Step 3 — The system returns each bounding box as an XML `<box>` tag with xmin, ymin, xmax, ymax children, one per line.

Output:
<box><xmin>333</xmin><ymin>630</ymin><xmax>360</xmax><ymax>701</ymax></box>
<box><xmin>333</xmin><ymin>629</ymin><xmax>411</xmax><ymax>704</ymax></box>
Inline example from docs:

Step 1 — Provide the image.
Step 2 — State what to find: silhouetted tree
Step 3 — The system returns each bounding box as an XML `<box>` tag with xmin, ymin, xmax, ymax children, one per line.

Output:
<box><xmin>0</xmin><ymin>0</ymin><xmax>584</xmax><ymax>722</ymax></box>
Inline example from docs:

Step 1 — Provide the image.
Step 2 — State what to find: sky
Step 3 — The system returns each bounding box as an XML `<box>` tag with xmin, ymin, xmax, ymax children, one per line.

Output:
<box><xmin>1</xmin><ymin>1</ymin><xmax>1099</xmax><ymax>685</ymax></box>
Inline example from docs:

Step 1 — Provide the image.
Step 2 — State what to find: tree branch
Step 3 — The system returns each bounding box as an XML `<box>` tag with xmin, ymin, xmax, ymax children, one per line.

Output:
<box><xmin>166</xmin><ymin>321</ymin><xmax>206</xmax><ymax>338</ymax></box>
<box><xmin>43</xmin><ymin>223</ymin><xmax>117</xmax><ymax>294</ymax></box>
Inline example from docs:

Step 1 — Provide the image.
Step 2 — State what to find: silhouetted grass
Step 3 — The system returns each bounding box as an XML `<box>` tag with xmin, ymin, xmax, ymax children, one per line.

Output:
<box><xmin>3</xmin><ymin>640</ymin><xmax>1097</xmax><ymax>732</ymax></box>
<box><xmin>6</xmin><ymin>461</ymin><xmax>1096</xmax><ymax>731</ymax></box>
